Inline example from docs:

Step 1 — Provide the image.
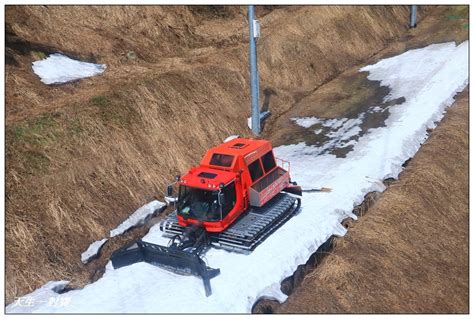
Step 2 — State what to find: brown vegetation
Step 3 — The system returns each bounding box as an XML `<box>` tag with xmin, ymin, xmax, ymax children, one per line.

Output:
<box><xmin>278</xmin><ymin>89</ymin><xmax>469</xmax><ymax>313</ymax></box>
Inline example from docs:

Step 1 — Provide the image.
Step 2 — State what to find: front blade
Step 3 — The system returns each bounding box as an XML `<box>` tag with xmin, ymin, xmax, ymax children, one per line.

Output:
<box><xmin>110</xmin><ymin>240</ymin><xmax>220</xmax><ymax>296</ymax></box>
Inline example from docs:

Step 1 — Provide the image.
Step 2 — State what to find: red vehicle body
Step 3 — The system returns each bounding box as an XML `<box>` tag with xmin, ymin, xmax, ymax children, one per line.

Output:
<box><xmin>111</xmin><ymin>137</ymin><xmax>302</xmax><ymax>297</ymax></box>
<box><xmin>175</xmin><ymin>138</ymin><xmax>296</xmax><ymax>232</ymax></box>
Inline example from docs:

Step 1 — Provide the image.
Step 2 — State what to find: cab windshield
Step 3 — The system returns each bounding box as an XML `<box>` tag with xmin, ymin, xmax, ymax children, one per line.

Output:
<box><xmin>177</xmin><ymin>182</ymin><xmax>236</xmax><ymax>221</ymax></box>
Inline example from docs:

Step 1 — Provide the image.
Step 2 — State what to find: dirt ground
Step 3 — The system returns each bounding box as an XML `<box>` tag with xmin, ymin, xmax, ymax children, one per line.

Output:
<box><xmin>277</xmin><ymin>88</ymin><xmax>469</xmax><ymax>313</ymax></box>
<box><xmin>4</xmin><ymin>5</ymin><xmax>467</xmax><ymax>306</ymax></box>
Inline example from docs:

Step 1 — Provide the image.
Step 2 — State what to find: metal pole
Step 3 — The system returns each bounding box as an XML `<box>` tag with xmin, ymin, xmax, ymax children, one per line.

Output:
<box><xmin>248</xmin><ymin>5</ymin><xmax>260</xmax><ymax>135</ymax></box>
<box><xmin>410</xmin><ymin>5</ymin><xmax>417</xmax><ymax>28</ymax></box>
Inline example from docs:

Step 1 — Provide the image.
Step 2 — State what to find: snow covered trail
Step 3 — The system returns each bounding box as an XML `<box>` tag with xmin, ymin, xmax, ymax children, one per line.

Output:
<box><xmin>7</xmin><ymin>41</ymin><xmax>468</xmax><ymax>313</ymax></box>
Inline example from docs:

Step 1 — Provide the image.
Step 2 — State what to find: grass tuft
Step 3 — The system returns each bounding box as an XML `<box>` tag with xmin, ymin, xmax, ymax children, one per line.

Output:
<box><xmin>30</xmin><ymin>50</ymin><xmax>46</xmax><ymax>61</ymax></box>
<box><xmin>90</xmin><ymin>94</ymin><xmax>139</xmax><ymax>127</ymax></box>
<box><xmin>90</xmin><ymin>95</ymin><xmax>110</xmax><ymax>108</ymax></box>
<box><xmin>8</xmin><ymin>113</ymin><xmax>60</xmax><ymax>147</ymax></box>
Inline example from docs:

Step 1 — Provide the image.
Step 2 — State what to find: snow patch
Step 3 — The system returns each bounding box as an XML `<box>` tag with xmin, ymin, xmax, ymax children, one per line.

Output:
<box><xmin>291</xmin><ymin>113</ymin><xmax>365</xmax><ymax>154</ymax></box>
<box><xmin>81</xmin><ymin>238</ymin><xmax>108</xmax><ymax>264</ymax></box>
<box><xmin>326</xmin><ymin>116</ymin><xmax>363</xmax><ymax>139</ymax></box>
<box><xmin>32</xmin><ymin>53</ymin><xmax>106</xmax><ymax>85</ymax></box>
<box><xmin>109</xmin><ymin>200</ymin><xmax>166</xmax><ymax>238</ymax></box>
<box><xmin>292</xmin><ymin>117</ymin><xmax>322</xmax><ymax>128</ymax></box>
<box><xmin>370</xmin><ymin>106</ymin><xmax>383</xmax><ymax>113</ymax></box>
<box><xmin>322</xmin><ymin>118</ymin><xmax>347</xmax><ymax>129</ymax></box>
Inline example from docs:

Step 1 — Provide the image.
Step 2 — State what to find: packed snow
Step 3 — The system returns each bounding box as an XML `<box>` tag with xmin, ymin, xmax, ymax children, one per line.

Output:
<box><xmin>292</xmin><ymin>116</ymin><xmax>322</xmax><ymax>128</ymax></box>
<box><xmin>32</xmin><ymin>53</ymin><xmax>106</xmax><ymax>85</ymax></box>
<box><xmin>109</xmin><ymin>200</ymin><xmax>166</xmax><ymax>238</ymax></box>
<box><xmin>81</xmin><ymin>238</ymin><xmax>108</xmax><ymax>264</ymax></box>
<box><xmin>8</xmin><ymin>41</ymin><xmax>468</xmax><ymax>313</ymax></box>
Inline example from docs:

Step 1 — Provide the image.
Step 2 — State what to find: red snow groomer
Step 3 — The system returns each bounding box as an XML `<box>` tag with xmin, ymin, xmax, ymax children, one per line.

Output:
<box><xmin>111</xmin><ymin>138</ymin><xmax>301</xmax><ymax>296</ymax></box>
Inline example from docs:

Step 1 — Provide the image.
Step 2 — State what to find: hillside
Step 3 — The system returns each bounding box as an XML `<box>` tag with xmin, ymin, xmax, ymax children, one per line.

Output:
<box><xmin>5</xmin><ymin>5</ymin><xmax>455</xmax><ymax>306</ymax></box>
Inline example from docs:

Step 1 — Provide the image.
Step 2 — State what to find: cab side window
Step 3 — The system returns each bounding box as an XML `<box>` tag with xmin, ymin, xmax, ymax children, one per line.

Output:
<box><xmin>249</xmin><ymin>159</ymin><xmax>264</xmax><ymax>182</ymax></box>
<box><xmin>222</xmin><ymin>182</ymin><xmax>236</xmax><ymax>217</ymax></box>
<box><xmin>261</xmin><ymin>151</ymin><xmax>276</xmax><ymax>173</ymax></box>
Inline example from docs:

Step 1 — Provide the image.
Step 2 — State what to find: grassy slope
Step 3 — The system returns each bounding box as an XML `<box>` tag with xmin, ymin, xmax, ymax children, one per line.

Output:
<box><xmin>6</xmin><ymin>5</ymin><xmax>430</xmax><ymax>303</ymax></box>
<box><xmin>278</xmin><ymin>89</ymin><xmax>468</xmax><ymax>313</ymax></box>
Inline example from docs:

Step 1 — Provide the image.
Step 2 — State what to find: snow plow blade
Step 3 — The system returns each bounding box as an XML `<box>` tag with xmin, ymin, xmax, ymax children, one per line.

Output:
<box><xmin>110</xmin><ymin>239</ymin><xmax>220</xmax><ymax>296</ymax></box>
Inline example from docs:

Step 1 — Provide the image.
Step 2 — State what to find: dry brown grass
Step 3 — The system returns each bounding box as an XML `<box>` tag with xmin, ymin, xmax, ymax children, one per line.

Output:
<box><xmin>278</xmin><ymin>89</ymin><xmax>469</xmax><ymax>313</ymax></box>
<box><xmin>259</xmin><ymin>6</ymin><xmax>417</xmax><ymax>92</ymax></box>
<box><xmin>5</xmin><ymin>5</ymin><xmax>445</xmax><ymax>305</ymax></box>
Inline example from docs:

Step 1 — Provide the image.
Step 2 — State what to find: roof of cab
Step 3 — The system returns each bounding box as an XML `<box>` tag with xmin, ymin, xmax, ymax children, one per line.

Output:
<box><xmin>206</xmin><ymin>138</ymin><xmax>269</xmax><ymax>157</ymax></box>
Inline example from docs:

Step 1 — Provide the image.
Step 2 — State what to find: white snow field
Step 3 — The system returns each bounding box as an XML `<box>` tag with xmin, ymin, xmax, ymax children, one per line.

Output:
<box><xmin>32</xmin><ymin>53</ymin><xmax>106</xmax><ymax>85</ymax></box>
<box><xmin>7</xmin><ymin>41</ymin><xmax>468</xmax><ymax>313</ymax></box>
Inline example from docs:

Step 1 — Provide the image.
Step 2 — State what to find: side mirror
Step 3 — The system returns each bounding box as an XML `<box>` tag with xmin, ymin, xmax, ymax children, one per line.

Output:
<box><xmin>167</xmin><ymin>185</ymin><xmax>173</xmax><ymax>197</ymax></box>
<box><xmin>175</xmin><ymin>175</ymin><xmax>180</xmax><ymax>182</ymax></box>
<box><xmin>218</xmin><ymin>192</ymin><xmax>226</xmax><ymax>206</ymax></box>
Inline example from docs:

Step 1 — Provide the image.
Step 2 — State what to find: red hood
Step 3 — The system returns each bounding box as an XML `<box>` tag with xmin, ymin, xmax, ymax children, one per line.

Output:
<box><xmin>180</xmin><ymin>166</ymin><xmax>236</xmax><ymax>190</ymax></box>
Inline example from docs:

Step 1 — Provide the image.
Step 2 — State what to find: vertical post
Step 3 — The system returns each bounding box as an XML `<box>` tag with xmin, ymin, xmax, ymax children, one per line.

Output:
<box><xmin>248</xmin><ymin>5</ymin><xmax>260</xmax><ymax>135</ymax></box>
<box><xmin>410</xmin><ymin>5</ymin><xmax>417</xmax><ymax>28</ymax></box>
